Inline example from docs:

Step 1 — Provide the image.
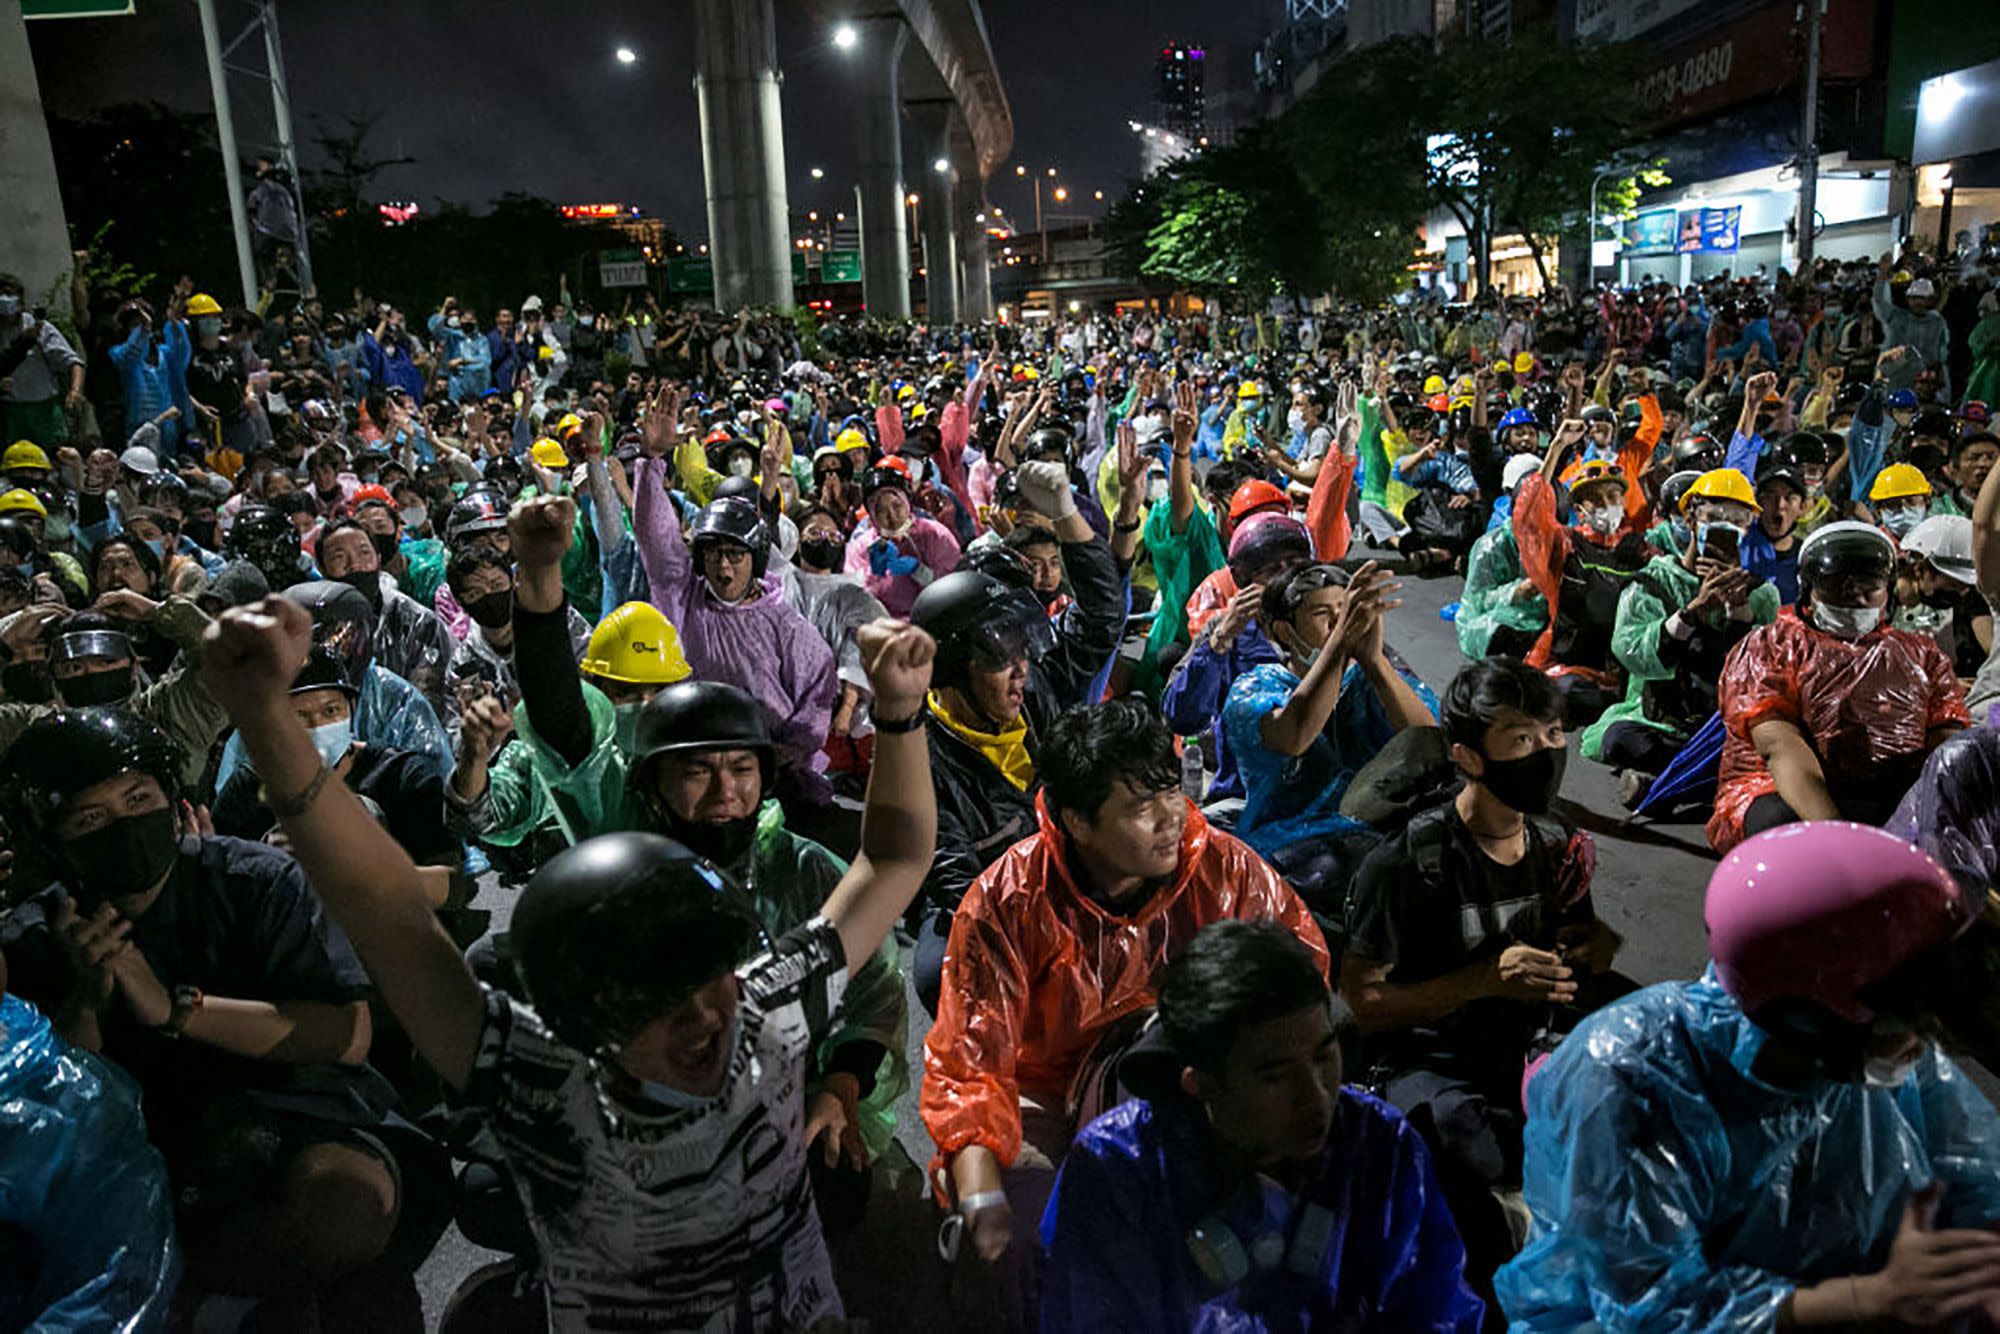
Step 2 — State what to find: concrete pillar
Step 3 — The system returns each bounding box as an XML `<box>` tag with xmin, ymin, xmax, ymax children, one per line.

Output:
<box><xmin>0</xmin><ymin>3</ymin><xmax>73</xmax><ymax>307</ymax></box>
<box><xmin>906</xmin><ymin>100</ymin><xmax>958</xmax><ymax>323</ymax></box>
<box><xmin>692</xmin><ymin>0</ymin><xmax>794</xmax><ymax>311</ymax></box>
<box><xmin>951</xmin><ymin>131</ymin><xmax>992</xmax><ymax>320</ymax></box>
<box><xmin>849</xmin><ymin>18</ymin><xmax>910</xmax><ymax>319</ymax></box>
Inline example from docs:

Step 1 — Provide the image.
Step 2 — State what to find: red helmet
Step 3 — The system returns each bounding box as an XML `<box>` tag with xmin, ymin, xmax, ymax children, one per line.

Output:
<box><xmin>352</xmin><ymin>483</ymin><xmax>395</xmax><ymax>508</ymax></box>
<box><xmin>1707</xmin><ymin>822</ymin><xmax>1965</xmax><ymax>1025</ymax></box>
<box><xmin>1227</xmin><ymin>479</ymin><xmax>1289</xmax><ymax>526</ymax></box>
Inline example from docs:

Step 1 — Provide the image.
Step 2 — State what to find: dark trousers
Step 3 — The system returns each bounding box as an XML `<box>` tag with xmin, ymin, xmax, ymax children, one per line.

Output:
<box><xmin>1744</xmin><ymin>791</ymin><xmax>1801</xmax><ymax>839</ymax></box>
<box><xmin>1597</xmin><ymin>721</ymin><xmax>1684</xmax><ymax>777</ymax></box>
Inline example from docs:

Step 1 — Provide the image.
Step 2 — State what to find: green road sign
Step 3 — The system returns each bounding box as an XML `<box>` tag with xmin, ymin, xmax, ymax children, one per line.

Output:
<box><xmin>822</xmin><ymin>249</ymin><xmax>862</xmax><ymax>283</ymax></box>
<box><xmin>23</xmin><ymin>0</ymin><xmax>134</xmax><ymax>17</ymax></box>
<box><xmin>792</xmin><ymin>252</ymin><xmax>809</xmax><ymax>284</ymax></box>
<box><xmin>666</xmin><ymin>256</ymin><xmax>714</xmax><ymax>294</ymax></box>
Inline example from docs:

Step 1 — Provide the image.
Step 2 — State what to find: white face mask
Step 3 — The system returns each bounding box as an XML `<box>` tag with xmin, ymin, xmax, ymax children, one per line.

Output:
<box><xmin>400</xmin><ymin>504</ymin><xmax>428</xmax><ymax>532</ymax></box>
<box><xmin>1146</xmin><ymin>472</ymin><xmax>1170</xmax><ymax>503</ymax></box>
<box><xmin>1287</xmin><ymin>408</ymin><xmax>1307</xmax><ymax>435</ymax></box>
<box><xmin>1584</xmin><ymin>502</ymin><xmax>1625</xmax><ymax>535</ymax></box>
<box><xmin>1811</xmin><ymin>601</ymin><xmax>1882</xmax><ymax>638</ymax></box>
<box><xmin>1881</xmin><ymin>505</ymin><xmax>1925</xmax><ymax>537</ymax></box>
<box><xmin>1863</xmin><ymin>1048</ymin><xmax>1923</xmax><ymax>1089</ymax></box>
<box><xmin>729</xmin><ymin>456</ymin><xmax>756</xmax><ymax>478</ymax></box>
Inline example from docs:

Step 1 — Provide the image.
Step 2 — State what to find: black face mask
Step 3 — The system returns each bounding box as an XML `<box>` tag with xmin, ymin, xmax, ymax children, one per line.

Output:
<box><xmin>1921</xmin><ymin>586</ymin><xmax>1962</xmax><ymax>610</ymax></box>
<box><xmin>663</xmin><ymin>806</ymin><xmax>759</xmax><ymax>869</ymax></box>
<box><xmin>1477</xmin><ymin>742</ymin><xmax>1567</xmax><ymax>816</ymax></box>
<box><xmin>58</xmin><ymin>666</ymin><xmax>136</xmax><ymax>708</ymax></box>
<box><xmin>799</xmin><ymin>536</ymin><xmax>846</xmax><ymax>571</ymax></box>
<box><xmin>63</xmin><ymin>806</ymin><xmax>179</xmax><ymax>909</ymax></box>
<box><xmin>340</xmin><ymin>569</ymin><xmax>383</xmax><ymax>613</ymax></box>
<box><xmin>1</xmin><ymin>661</ymin><xmax>52</xmax><ymax>703</ymax></box>
<box><xmin>465</xmin><ymin>588</ymin><xmax>514</xmax><ymax>629</ymax></box>
<box><xmin>368</xmin><ymin>531</ymin><xmax>400</xmax><ymax>566</ymax></box>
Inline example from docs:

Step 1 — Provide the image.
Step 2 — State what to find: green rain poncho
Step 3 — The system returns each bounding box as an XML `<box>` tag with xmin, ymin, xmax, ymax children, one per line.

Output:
<box><xmin>1455</xmin><ymin>524</ymin><xmax>1546</xmax><ymax>660</ymax></box>
<box><xmin>1140</xmin><ymin>496</ymin><xmax>1225</xmax><ymax>663</ymax></box>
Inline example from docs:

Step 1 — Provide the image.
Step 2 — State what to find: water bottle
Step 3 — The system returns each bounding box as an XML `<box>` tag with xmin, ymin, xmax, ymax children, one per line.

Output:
<box><xmin>1181</xmin><ymin>735</ymin><xmax>1207</xmax><ymax>802</ymax></box>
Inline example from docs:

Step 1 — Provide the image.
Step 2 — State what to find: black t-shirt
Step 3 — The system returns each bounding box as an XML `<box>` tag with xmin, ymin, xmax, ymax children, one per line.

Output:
<box><xmin>211</xmin><ymin>744</ymin><xmax>456</xmax><ymax>868</ymax></box>
<box><xmin>0</xmin><ymin>835</ymin><xmax>386</xmax><ymax>1131</ymax></box>
<box><xmin>186</xmin><ymin>344</ymin><xmax>248</xmax><ymax>424</ymax></box>
<box><xmin>1344</xmin><ymin>804</ymin><xmax>1593</xmax><ymax>1076</ymax></box>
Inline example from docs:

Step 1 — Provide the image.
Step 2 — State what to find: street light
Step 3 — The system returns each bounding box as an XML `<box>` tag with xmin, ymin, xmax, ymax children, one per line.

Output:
<box><xmin>614</xmin><ymin>46</ymin><xmax>637</xmax><ymax>65</ymax></box>
<box><xmin>1093</xmin><ymin>190</ymin><xmax>1104</xmax><ymax>201</ymax></box>
<box><xmin>1053</xmin><ymin>187</ymin><xmax>1068</xmax><ymax>202</ymax></box>
<box><xmin>810</xmin><ymin>166</ymin><xmax>824</xmax><ymax>180</ymax></box>
<box><xmin>933</xmin><ymin>157</ymin><xmax>950</xmax><ymax>174</ymax></box>
<box><xmin>1046</xmin><ymin>167</ymin><xmax>1056</xmax><ymax>177</ymax></box>
<box><xmin>1015</xmin><ymin>165</ymin><xmax>1026</xmax><ymax>176</ymax></box>
<box><xmin>832</xmin><ymin>24</ymin><xmax>857</xmax><ymax>49</ymax></box>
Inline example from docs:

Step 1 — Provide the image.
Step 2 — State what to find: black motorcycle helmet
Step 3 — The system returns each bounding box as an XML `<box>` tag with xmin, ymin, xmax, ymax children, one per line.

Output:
<box><xmin>626</xmin><ymin>681</ymin><xmax>776</xmax><ymax>820</ymax></box>
<box><xmin>1581</xmin><ymin>403</ymin><xmax>1616</xmax><ymax>428</ymax></box>
<box><xmin>510</xmin><ymin>831</ymin><xmax>767</xmax><ymax>1054</ymax></box>
<box><xmin>688</xmin><ymin>497</ymin><xmax>770</xmax><ymax>579</ymax></box>
<box><xmin>712</xmin><ymin>475</ymin><xmax>762</xmax><ymax>506</ymax></box>
<box><xmin>446</xmin><ymin>492</ymin><xmax>510</xmax><ymax>547</ymax></box>
<box><xmin>1672</xmin><ymin>433</ymin><xmax>1726</xmax><ymax>471</ymax></box>
<box><xmin>0</xmin><ymin>515</ymin><xmax>38</xmax><ymax>565</ymax></box>
<box><xmin>228</xmin><ymin>503</ymin><xmax>302</xmax><ymax>585</ymax></box>
<box><xmin>1023</xmin><ymin>425</ymin><xmax>1076</xmax><ymax>465</ymax></box>
<box><xmin>1797</xmin><ymin>521</ymin><xmax>1896</xmax><ymax>604</ymax></box>
<box><xmin>291</xmin><ymin>644</ymin><xmax>360</xmax><ymax>699</ymax></box>
<box><xmin>1771</xmin><ymin>433</ymin><xmax>1830</xmax><ymax>473</ymax></box>
<box><xmin>0</xmin><ymin>708</ymin><xmax>185</xmax><ymax>869</ymax></box>
<box><xmin>911</xmin><ymin>568</ymin><xmax>1057</xmax><ymax>689</ymax></box>
<box><xmin>281</xmin><ymin>579</ymin><xmax>376</xmax><ymax>687</ymax></box>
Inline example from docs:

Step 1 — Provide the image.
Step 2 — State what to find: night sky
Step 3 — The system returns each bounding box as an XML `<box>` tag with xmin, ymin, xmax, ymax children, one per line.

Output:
<box><xmin>28</xmin><ymin>0</ymin><xmax>1274</xmax><ymax>238</ymax></box>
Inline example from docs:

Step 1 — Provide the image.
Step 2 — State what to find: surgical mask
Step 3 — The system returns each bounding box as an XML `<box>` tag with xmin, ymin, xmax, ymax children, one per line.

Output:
<box><xmin>1811</xmin><ymin>601</ymin><xmax>1882</xmax><ymax>638</ymax></box>
<box><xmin>400</xmin><ymin>504</ymin><xmax>427</xmax><ymax>532</ymax></box>
<box><xmin>1478</xmin><ymin>742</ymin><xmax>1567</xmax><ymax>815</ymax></box>
<box><xmin>1146</xmin><ymin>472</ymin><xmax>1170</xmax><ymax>503</ymax></box>
<box><xmin>63</xmin><ymin>806</ymin><xmax>179</xmax><ymax>908</ymax></box>
<box><xmin>447</xmin><ymin>316</ymin><xmax>462</xmax><ymax>330</ymax></box>
<box><xmin>729</xmin><ymin>456</ymin><xmax>755</xmax><ymax>478</ymax></box>
<box><xmin>1583</xmin><ymin>502</ymin><xmax>1625</xmax><ymax>535</ymax></box>
<box><xmin>579</xmin><ymin>316</ymin><xmax>595</xmax><ymax>329</ymax></box>
<box><xmin>1669</xmin><ymin>519</ymin><xmax>1693</xmax><ymax>551</ymax></box>
<box><xmin>1863</xmin><ymin>1047</ymin><xmax>1924</xmax><ymax>1089</ymax></box>
<box><xmin>58</xmin><ymin>667</ymin><xmax>136</xmax><ymax>707</ymax></box>
<box><xmin>800</xmin><ymin>535</ymin><xmax>845</xmax><ymax>570</ymax></box>
<box><xmin>142</xmin><ymin>538</ymin><xmax>164</xmax><ymax>560</ymax></box>
<box><xmin>613</xmin><ymin>700</ymin><xmax>644</xmax><ymax>754</ymax></box>
<box><xmin>1881</xmin><ymin>506</ymin><xmax>1925</xmax><ymax>537</ymax></box>
<box><xmin>465</xmin><ymin>587</ymin><xmax>514</xmax><ymax>629</ymax></box>
<box><xmin>196</xmin><ymin>316</ymin><xmax>223</xmax><ymax>339</ymax></box>
<box><xmin>43</xmin><ymin>512</ymin><xmax>70</xmax><ymax>543</ymax></box>
<box><xmin>0</xmin><ymin>295</ymin><xmax>19</xmax><ymax>318</ymax></box>
<box><xmin>632</xmin><ymin>1010</ymin><xmax>743</xmax><ymax>1105</ymax></box>
<box><xmin>308</xmin><ymin>718</ymin><xmax>353</xmax><ymax>769</ymax></box>
<box><xmin>1287</xmin><ymin>408</ymin><xmax>1307</xmax><ymax>435</ymax></box>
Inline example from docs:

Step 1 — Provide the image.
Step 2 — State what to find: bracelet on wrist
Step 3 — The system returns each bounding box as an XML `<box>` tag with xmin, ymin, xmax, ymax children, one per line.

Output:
<box><xmin>271</xmin><ymin>760</ymin><xmax>333</xmax><ymax>819</ymax></box>
<box><xmin>958</xmin><ymin>1189</ymin><xmax>1008</xmax><ymax>1218</ymax></box>
<box><xmin>872</xmin><ymin>710</ymin><xmax>925</xmax><ymax>734</ymax></box>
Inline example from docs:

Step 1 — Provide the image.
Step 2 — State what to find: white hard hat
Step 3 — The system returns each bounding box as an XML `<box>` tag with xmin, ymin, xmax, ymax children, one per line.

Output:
<box><xmin>1503</xmin><ymin>454</ymin><xmax>1543</xmax><ymax>492</ymax></box>
<box><xmin>1132</xmin><ymin>415</ymin><xmax>1168</xmax><ymax>446</ymax></box>
<box><xmin>521</xmin><ymin>294</ymin><xmax>545</xmax><ymax>313</ymax></box>
<box><xmin>1906</xmin><ymin>278</ymin><xmax>1937</xmax><ymax>299</ymax></box>
<box><xmin>119</xmin><ymin>445</ymin><xmax>160</xmax><ymax>475</ymax></box>
<box><xmin>1901</xmin><ymin>513</ymin><xmax>1976</xmax><ymax>583</ymax></box>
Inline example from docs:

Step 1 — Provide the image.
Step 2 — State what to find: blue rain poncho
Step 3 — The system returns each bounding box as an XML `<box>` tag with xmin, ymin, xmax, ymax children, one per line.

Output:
<box><xmin>214</xmin><ymin>661</ymin><xmax>453</xmax><ymax>793</ymax></box>
<box><xmin>1496</xmin><ymin>971</ymin><xmax>2000</xmax><ymax>1331</ymax></box>
<box><xmin>1039</xmin><ymin>1089</ymin><xmax>1485</xmax><ymax>1333</ymax></box>
<box><xmin>0</xmin><ymin>993</ymin><xmax>178</xmax><ymax>1332</ymax></box>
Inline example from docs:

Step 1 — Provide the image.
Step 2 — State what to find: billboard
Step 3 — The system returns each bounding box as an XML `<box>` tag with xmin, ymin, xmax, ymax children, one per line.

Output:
<box><xmin>599</xmin><ymin>249</ymin><xmax>647</xmax><ymax>288</ymax></box>
<box><xmin>1625</xmin><ymin>209</ymin><xmax>1678</xmax><ymax>256</ymax></box>
<box><xmin>1675</xmin><ymin>205</ymin><xmax>1741</xmax><ymax>253</ymax></box>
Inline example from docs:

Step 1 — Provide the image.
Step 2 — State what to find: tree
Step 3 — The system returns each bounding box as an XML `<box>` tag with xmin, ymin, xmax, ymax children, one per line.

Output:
<box><xmin>302</xmin><ymin>113</ymin><xmax>416</xmax><ymax>291</ymax></box>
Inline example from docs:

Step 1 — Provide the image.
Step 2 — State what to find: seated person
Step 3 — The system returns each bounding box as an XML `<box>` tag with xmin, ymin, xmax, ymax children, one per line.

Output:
<box><xmin>844</xmin><ymin>459</ymin><xmax>961</xmax><ymax>618</ymax></box>
<box><xmin>1161</xmin><ymin>512</ymin><xmax>1314</xmax><ymax>809</ymax></box>
<box><xmin>907</xmin><ymin>464</ymin><xmax>1126</xmax><ymax>1012</ymax></box>
<box><xmin>1181</xmin><ymin>474</ymin><xmax>1286</xmax><ymax>641</ymax></box>
<box><xmin>0</xmin><ymin>710</ymin><xmax>440</xmax><ymax>1324</ymax></box>
<box><xmin>1039</xmin><ymin>921</ymin><xmax>1484</xmax><ymax>1334</ymax></box>
<box><xmin>1006</xmin><ymin>522</ymin><xmax>1069</xmax><ymax>613</ymax></box>
<box><xmin>1742</xmin><ymin>459</ymin><xmax>1808</xmax><ymax>604</ymax></box>
<box><xmin>1512</xmin><ymin>426</ymin><xmax>1658</xmax><ymax>725</ymax></box>
<box><xmin>1392</xmin><ymin>426</ymin><xmax>1485</xmax><ymax>575</ymax></box>
<box><xmin>1708</xmin><ymin>521</ymin><xmax>1968</xmax><ymax>853</ymax></box>
<box><xmin>1496</xmin><ymin>823</ymin><xmax>2000</xmax><ymax>1330</ymax></box>
<box><xmin>1341</xmin><ymin>657</ymin><xmax>1622</xmax><ymax>1295</ymax></box>
<box><xmin>214</xmin><ymin>646</ymin><xmax>458</xmax><ymax>905</ymax></box>
<box><xmin>443</xmin><ymin>544</ymin><xmax>588</xmax><ymax>701</ymax></box>
<box><xmin>86</xmin><ymin>533</ymin><xmax>179</xmax><ymax>676</ymax></box>
<box><xmin>1893</xmin><ymin>514</ymin><xmax>1991</xmax><ymax>679</ymax></box>
<box><xmin>1455</xmin><ymin>457</ymin><xmax>1549</xmax><ymax>661</ymax></box>
<box><xmin>196</xmin><ymin>587</ymin><xmax>938</xmax><ymax>1332</ymax></box>
<box><xmin>785</xmin><ymin>502</ymin><xmax>889</xmax><ymax>764</ymax></box>
<box><xmin>0</xmin><ymin>959</ymin><xmax>177</xmax><ymax>1332</ymax></box>
<box><xmin>922</xmin><ymin>699</ymin><xmax>1327</xmax><ymax>1313</ymax></box>
<box><xmin>317</xmin><ymin>519</ymin><xmax>457</xmax><ymax>720</ymax></box>
<box><xmin>1582</xmin><ymin>467</ymin><xmax>1781</xmax><ymax>798</ymax></box>
<box><xmin>1221</xmin><ymin>561</ymin><xmax>1438</xmax><ymax>915</ymax></box>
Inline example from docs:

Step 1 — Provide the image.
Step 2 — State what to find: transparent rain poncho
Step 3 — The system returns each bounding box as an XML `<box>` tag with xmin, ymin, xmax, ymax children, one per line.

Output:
<box><xmin>1496</xmin><ymin>972</ymin><xmax>2000</xmax><ymax>1331</ymax></box>
<box><xmin>0</xmin><ymin>993</ymin><xmax>178</xmax><ymax>1332</ymax></box>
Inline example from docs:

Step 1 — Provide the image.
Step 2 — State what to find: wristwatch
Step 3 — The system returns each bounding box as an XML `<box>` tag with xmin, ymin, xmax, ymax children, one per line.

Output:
<box><xmin>161</xmin><ymin>984</ymin><xmax>203</xmax><ymax>1038</ymax></box>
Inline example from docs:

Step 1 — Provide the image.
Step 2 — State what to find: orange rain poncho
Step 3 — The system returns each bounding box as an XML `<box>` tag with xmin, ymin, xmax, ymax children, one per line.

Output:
<box><xmin>921</xmin><ymin>795</ymin><xmax>1328</xmax><ymax>1172</ymax></box>
<box><xmin>1708</xmin><ymin>608</ymin><xmax>1969</xmax><ymax>853</ymax></box>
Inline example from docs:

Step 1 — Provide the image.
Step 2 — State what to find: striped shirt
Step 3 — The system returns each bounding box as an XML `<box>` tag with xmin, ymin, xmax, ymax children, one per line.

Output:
<box><xmin>465</xmin><ymin>918</ymin><xmax>850</xmax><ymax>1332</ymax></box>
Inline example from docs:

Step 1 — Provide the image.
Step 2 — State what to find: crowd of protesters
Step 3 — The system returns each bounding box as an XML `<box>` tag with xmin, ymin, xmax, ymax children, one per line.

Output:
<box><xmin>4</xmin><ymin>220</ymin><xmax>2000</xmax><ymax>1333</ymax></box>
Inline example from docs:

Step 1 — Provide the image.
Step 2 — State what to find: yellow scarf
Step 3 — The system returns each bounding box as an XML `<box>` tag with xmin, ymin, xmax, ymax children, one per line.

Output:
<box><xmin>927</xmin><ymin>689</ymin><xmax>1034</xmax><ymax>792</ymax></box>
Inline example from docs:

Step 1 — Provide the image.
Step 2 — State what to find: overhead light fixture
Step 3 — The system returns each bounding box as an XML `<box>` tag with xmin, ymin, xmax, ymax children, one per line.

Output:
<box><xmin>810</xmin><ymin>167</ymin><xmax>825</xmax><ymax>180</ymax></box>
<box><xmin>933</xmin><ymin>158</ymin><xmax>950</xmax><ymax>174</ymax></box>
<box><xmin>614</xmin><ymin>46</ymin><xmax>637</xmax><ymax>65</ymax></box>
<box><xmin>832</xmin><ymin>24</ymin><xmax>858</xmax><ymax>50</ymax></box>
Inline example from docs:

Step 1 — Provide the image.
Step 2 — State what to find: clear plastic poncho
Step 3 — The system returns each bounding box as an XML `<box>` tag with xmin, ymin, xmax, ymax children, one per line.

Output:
<box><xmin>1496</xmin><ymin>972</ymin><xmax>2000</xmax><ymax>1331</ymax></box>
<box><xmin>0</xmin><ymin>993</ymin><xmax>178</xmax><ymax>1332</ymax></box>
<box><xmin>215</xmin><ymin>661</ymin><xmax>453</xmax><ymax>793</ymax></box>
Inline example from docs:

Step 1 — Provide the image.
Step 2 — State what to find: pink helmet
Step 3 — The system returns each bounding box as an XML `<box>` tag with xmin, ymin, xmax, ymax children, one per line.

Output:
<box><xmin>1706</xmin><ymin>822</ymin><xmax>1964</xmax><ymax>1025</ymax></box>
<box><xmin>1226</xmin><ymin>512</ymin><xmax>1313</xmax><ymax>585</ymax></box>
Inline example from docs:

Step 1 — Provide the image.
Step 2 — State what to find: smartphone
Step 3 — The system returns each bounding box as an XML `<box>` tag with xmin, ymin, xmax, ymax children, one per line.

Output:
<box><xmin>1702</xmin><ymin>526</ymin><xmax>1741</xmax><ymax>565</ymax></box>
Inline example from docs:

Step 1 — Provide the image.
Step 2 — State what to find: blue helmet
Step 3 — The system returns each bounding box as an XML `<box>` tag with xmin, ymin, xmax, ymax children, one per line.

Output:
<box><xmin>1497</xmin><ymin>407</ymin><xmax>1539</xmax><ymax>435</ymax></box>
<box><xmin>1887</xmin><ymin>388</ymin><xmax>1920</xmax><ymax>410</ymax></box>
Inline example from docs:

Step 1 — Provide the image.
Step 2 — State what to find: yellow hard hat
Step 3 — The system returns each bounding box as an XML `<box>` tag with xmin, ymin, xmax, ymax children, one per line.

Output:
<box><xmin>835</xmin><ymin>427</ymin><xmax>870</xmax><ymax>453</ymax></box>
<box><xmin>0</xmin><ymin>488</ymin><xmax>48</xmax><ymax>517</ymax></box>
<box><xmin>1870</xmin><ymin>463</ymin><xmax>1932</xmax><ymax>503</ymax></box>
<box><xmin>580</xmin><ymin>602</ymin><xmax>693</xmax><ymax>685</ymax></box>
<box><xmin>1237</xmin><ymin>381</ymin><xmax>1263</xmax><ymax>400</ymax></box>
<box><xmin>1512</xmin><ymin>352</ymin><xmax>1535</xmax><ymax>374</ymax></box>
<box><xmin>1423</xmin><ymin>374</ymin><xmax>1447</xmax><ymax>395</ymax></box>
<box><xmin>2</xmin><ymin>442</ymin><xmax>50</xmax><ymax>473</ymax></box>
<box><xmin>553</xmin><ymin>412</ymin><xmax>585</xmax><ymax>439</ymax></box>
<box><xmin>185</xmin><ymin>293</ymin><xmax>222</xmax><ymax>317</ymax></box>
<box><xmin>537</xmin><ymin>344</ymin><xmax>556</xmax><ymax>362</ymax></box>
<box><xmin>530</xmin><ymin>438</ymin><xmax>569</xmax><ymax>470</ymax></box>
<box><xmin>1681</xmin><ymin>467</ymin><xmax>1759</xmax><ymax>514</ymax></box>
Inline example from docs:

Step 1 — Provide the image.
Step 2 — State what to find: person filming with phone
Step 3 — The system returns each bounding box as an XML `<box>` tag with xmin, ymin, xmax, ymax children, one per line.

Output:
<box><xmin>1582</xmin><ymin>468</ymin><xmax>1781</xmax><ymax>807</ymax></box>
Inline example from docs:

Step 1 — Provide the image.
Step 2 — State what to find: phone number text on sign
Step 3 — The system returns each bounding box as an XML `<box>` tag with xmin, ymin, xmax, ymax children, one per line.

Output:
<box><xmin>1637</xmin><ymin>40</ymin><xmax>1735</xmax><ymax>110</ymax></box>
